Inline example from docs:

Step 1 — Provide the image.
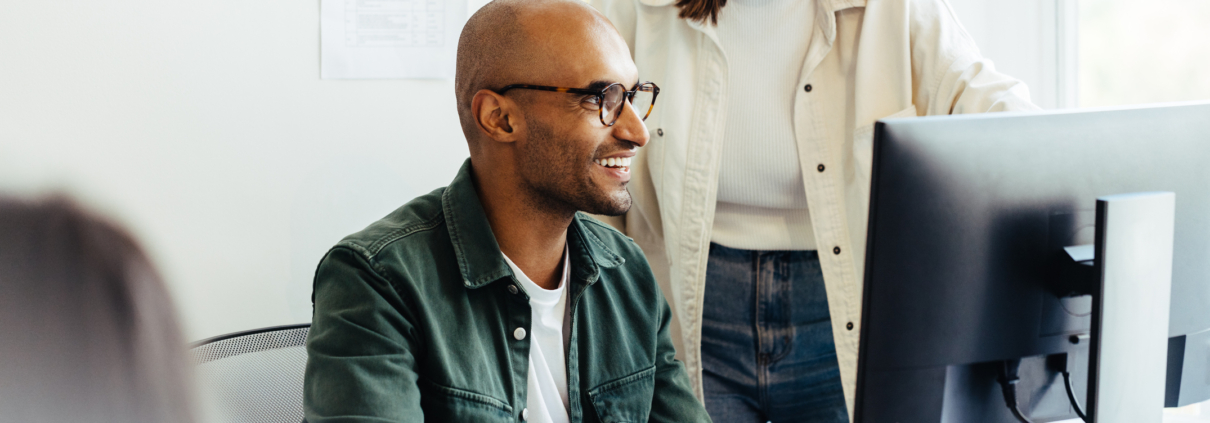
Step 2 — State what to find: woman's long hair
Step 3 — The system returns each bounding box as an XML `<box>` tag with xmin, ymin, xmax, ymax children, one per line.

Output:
<box><xmin>0</xmin><ymin>196</ymin><xmax>196</xmax><ymax>423</ymax></box>
<box><xmin>675</xmin><ymin>0</ymin><xmax>727</xmax><ymax>24</ymax></box>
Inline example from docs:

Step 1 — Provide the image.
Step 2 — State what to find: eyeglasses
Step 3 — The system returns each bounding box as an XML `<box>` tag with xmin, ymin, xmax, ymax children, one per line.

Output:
<box><xmin>496</xmin><ymin>81</ymin><xmax>660</xmax><ymax>127</ymax></box>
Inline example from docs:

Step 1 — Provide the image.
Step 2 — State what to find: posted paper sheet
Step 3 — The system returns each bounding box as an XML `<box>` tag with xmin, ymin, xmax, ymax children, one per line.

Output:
<box><xmin>322</xmin><ymin>0</ymin><xmax>467</xmax><ymax>79</ymax></box>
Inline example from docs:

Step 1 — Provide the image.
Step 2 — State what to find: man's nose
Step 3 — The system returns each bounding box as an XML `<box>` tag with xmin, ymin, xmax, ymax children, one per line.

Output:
<box><xmin>611</xmin><ymin>100</ymin><xmax>650</xmax><ymax>148</ymax></box>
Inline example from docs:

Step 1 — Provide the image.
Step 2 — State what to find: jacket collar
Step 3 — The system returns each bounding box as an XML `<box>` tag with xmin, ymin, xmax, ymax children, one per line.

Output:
<box><xmin>441</xmin><ymin>158</ymin><xmax>625</xmax><ymax>289</ymax></box>
<box><xmin>568</xmin><ymin>212</ymin><xmax>626</xmax><ymax>283</ymax></box>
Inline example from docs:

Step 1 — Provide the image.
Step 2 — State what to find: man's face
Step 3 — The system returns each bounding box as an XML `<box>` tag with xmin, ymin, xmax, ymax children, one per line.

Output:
<box><xmin>511</xmin><ymin>16</ymin><xmax>649</xmax><ymax>217</ymax></box>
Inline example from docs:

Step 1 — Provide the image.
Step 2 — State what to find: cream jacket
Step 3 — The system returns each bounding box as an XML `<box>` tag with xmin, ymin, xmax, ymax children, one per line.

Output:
<box><xmin>589</xmin><ymin>0</ymin><xmax>1038</xmax><ymax>417</ymax></box>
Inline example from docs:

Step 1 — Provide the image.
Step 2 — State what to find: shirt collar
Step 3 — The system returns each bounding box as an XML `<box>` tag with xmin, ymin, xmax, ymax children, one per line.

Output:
<box><xmin>442</xmin><ymin>158</ymin><xmax>626</xmax><ymax>289</ymax></box>
<box><xmin>637</xmin><ymin>0</ymin><xmax>866</xmax><ymax>13</ymax></box>
<box><xmin>647</xmin><ymin>0</ymin><xmax>866</xmax><ymax>51</ymax></box>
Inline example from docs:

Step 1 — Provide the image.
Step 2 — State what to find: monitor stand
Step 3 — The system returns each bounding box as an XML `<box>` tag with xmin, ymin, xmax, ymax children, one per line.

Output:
<box><xmin>1086</xmin><ymin>192</ymin><xmax>1175</xmax><ymax>423</ymax></box>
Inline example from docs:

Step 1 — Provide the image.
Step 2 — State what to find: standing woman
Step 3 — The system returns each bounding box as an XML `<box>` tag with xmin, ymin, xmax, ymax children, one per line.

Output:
<box><xmin>589</xmin><ymin>0</ymin><xmax>1037</xmax><ymax>421</ymax></box>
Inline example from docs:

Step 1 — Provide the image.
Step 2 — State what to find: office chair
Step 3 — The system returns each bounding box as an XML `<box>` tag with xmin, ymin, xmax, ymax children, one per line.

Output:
<box><xmin>190</xmin><ymin>323</ymin><xmax>310</xmax><ymax>423</ymax></box>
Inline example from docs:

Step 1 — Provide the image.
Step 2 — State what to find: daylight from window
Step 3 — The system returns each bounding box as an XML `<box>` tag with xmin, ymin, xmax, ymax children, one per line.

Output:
<box><xmin>1080</xmin><ymin>0</ymin><xmax>1210</xmax><ymax>108</ymax></box>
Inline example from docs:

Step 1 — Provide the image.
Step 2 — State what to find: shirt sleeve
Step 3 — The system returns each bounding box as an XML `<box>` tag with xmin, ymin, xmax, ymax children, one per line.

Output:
<box><xmin>910</xmin><ymin>0</ymin><xmax>1041</xmax><ymax>115</ymax></box>
<box><xmin>304</xmin><ymin>246</ymin><xmax>423</xmax><ymax>423</ymax></box>
<box><xmin>648</xmin><ymin>296</ymin><xmax>713</xmax><ymax>422</ymax></box>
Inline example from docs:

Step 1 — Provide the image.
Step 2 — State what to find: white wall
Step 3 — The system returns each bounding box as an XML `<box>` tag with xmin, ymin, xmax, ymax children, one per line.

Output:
<box><xmin>0</xmin><ymin>0</ymin><xmax>1065</xmax><ymax>342</ymax></box>
<box><xmin>0</xmin><ymin>0</ymin><xmax>471</xmax><ymax>341</ymax></box>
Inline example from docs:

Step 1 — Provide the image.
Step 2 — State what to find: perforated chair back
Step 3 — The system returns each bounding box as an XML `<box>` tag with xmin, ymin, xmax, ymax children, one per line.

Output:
<box><xmin>190</xmin><ymin>324</ymin><xmax>310</xmax><ymax>423</ymax></box>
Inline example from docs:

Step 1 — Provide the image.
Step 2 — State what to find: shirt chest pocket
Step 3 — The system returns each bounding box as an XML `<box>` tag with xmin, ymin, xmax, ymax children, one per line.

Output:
<box><xmin>587</xmin><ymin>366</ymin><xmax>656</xmax><ymax>423</ymax></box>
<box><xmin>420</xmin><ymin>380</ymin><xmax>514</xmax><ymax>422</ymax></box>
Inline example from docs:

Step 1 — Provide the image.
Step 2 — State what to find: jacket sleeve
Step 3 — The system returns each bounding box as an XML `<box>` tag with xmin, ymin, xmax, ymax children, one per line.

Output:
<box><xmin>649</xmin><ymin>295</ymin><xmax>713</xmax><ymax>422</ymax></box>
<box><xmin>910</xmin><ymin>0</ymin><xmax>1041</xmax><ymax>114</ymax></box>
<box><xmin>304</xmin><ymin>246</ymin><xmax>423</xmax><ymax>423</ymax></box>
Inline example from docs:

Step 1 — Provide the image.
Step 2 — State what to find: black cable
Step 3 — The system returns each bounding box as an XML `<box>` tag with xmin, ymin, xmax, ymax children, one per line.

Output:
<box><xmin>998</xmin><ymin>360</ymin><xmax>1035</xmax><ymax>423</ymax></box>
<box><xmin>1061</xmin><ymin>370</ymin><xmax>1088</xmax><ymax>421</ymax></box>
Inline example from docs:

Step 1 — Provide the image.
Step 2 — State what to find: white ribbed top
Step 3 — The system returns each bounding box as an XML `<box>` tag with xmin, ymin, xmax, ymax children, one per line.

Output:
<box><xmin>712</xmin><ymin>0</ymin><xmax>816</xmax><ymax>251</ymax></box>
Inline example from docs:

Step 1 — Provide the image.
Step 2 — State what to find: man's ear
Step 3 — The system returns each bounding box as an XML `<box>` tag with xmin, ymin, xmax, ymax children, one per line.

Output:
<box><xmin>472</xmin><ymin>89</ymin><xmax>523</xmax><ymax>143</ymax></box>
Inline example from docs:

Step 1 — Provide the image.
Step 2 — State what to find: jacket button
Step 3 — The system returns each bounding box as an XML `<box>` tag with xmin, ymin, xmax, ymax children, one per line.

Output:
<box><xmin>521</xmin><ymin>408</ymin><xmax>529</xmax><ymax>421</ymax></box>
<box><xmin>513</xmin><ymin>327</ymin><xmax>527</xmax><ymax>341</ymax></box>
<box><xmin>847</xmin><ymin>322</ymin><xmax>855</xmax><ymax>331</ymax></box>
<box><xmin>657</xmin><ymin>128</ymin><xmax>664</xmax><ymax>136</ymax></box>
<box><xmin>817</xmin><ymin>163</ymin><xmax>825</xmax><ymax>172</ymax></box>
<box><xmin>833</xmin><ymin>246</ymin><xmax>841</xmax><ymax>255</ymax></box>
<box><xmin>804</xmin><ymin>84</ymin><xmax>813</xmax><ymax>92</ymax></box>
<box><xmin>508</xmin><ymin>284</ymin><xmax>519</xmax><ymax>295</ymax></box>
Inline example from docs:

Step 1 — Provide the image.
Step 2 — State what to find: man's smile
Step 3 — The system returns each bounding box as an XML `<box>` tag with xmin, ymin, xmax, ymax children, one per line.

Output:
<box><xmin>594</xmin><ymin>156</ymin><xmax>632</xmax><ymax>170</ymax></box>
<box><xmin>593</xmin><ymin>154</ymin><xmax>632</xmax><ymax>182</ymax></box>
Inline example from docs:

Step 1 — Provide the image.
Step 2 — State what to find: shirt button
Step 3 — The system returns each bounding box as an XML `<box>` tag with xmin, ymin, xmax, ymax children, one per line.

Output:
<box><xmin>507</xmin><ymin>284</ymin><xmax>519</xmax><ymax>295</ymax></box>
<box><xmin>817</xmin><ymin>163</ymin><xmax>825</xmax><ymax>172</ymax></box>
<box><xmin>847</xmin><ymin>322</ymin><xmax>855</xmax><ymax>331</ymax></box>
<box><xmin>804</xmin><ymin>84</ymin><xmax>813</xmax><ymax>92</ymax></box>
<box><xmin>513</xmin><ymin>327</ymin><xmax>527</xmax><ymax>341</ymax></box>
<box><xmin>833</xmin><ymin>246</ymin><xmax>841</xmax><ymax>255</ymax></box>
<box><xmin>657</xmin><ymin>128</ymin><xmax>664</xmax><ymax>136</ymax></box>
<box><xmin>522</xmin><ymin>408</ymin><xmax>529</xmax><ymax>421</ymax></box>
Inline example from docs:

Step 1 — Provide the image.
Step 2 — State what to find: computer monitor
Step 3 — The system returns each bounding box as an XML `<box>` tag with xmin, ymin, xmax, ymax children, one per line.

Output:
<box><xmin>853</xmin><ymin>102</ymin><xmax>1210</xmax><ymax>422</ymax></box>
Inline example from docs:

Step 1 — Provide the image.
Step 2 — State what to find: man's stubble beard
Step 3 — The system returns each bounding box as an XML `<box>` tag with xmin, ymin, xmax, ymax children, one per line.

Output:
<box><xmin>519</xmin><ymin>117</ymin><xmax>632</xmax><ymax>217</ymax></box>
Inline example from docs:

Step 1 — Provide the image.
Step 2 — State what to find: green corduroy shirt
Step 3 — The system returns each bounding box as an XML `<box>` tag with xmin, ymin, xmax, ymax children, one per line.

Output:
<box><xmin>303</xmin><ymin>159</ymin><xmax>711</xmax><ymax>423</ymax></box>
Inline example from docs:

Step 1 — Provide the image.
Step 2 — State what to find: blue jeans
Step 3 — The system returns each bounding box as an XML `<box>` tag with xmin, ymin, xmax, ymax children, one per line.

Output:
<box><xmin>701</xmin><ymin>243</ymin><xmax>849</xmax><ymax>423</ymax></box>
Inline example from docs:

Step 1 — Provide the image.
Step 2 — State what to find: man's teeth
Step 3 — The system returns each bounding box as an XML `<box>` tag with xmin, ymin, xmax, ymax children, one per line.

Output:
<box><xmin>595</xmin><ymin>157</ymin><xmax>632</xmax><ymax>168</ymax></box>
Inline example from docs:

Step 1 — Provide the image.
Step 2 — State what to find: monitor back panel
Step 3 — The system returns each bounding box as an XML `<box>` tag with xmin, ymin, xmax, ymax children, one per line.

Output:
<box><xmin>855</xmin><ymin>102</ymin><xmax>1210</xmax><ymax>421</ymax></box>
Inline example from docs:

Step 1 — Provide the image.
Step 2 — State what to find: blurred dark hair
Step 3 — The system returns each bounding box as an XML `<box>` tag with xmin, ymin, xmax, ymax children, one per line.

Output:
<box><xmin>0</xmin><ymin>196</ymin><xmax>195</xmax><ymax>423</ymax></box>
<box><xmin>675</xmin><ymin>0</ymin><xmax>727</xmax><ymax>24</ymax></box>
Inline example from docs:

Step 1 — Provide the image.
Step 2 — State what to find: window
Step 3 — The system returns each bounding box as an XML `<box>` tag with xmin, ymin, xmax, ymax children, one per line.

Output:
<box><xmin>1079</xmin><ymin>0</ymin><xmax>1210</xmax><ymax>108</ymax></box>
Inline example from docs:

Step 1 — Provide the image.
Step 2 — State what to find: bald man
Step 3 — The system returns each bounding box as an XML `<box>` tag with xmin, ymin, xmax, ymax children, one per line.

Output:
<box><xmin>302</xmin><ymin>0</ymin><xmax>710</xmax><ymax>422</ymax></box>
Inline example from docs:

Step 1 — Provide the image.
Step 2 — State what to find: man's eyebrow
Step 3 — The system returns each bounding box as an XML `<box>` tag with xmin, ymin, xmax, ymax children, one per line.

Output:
<box><xmin>584</xmin><ymin>78</ymin><xmax>642</xmax><ymax>91</ymax></box>
<box><xmin>584</xmin><ymin>80</ymin><xmax>614</xmax><ymax>92</ymax></box>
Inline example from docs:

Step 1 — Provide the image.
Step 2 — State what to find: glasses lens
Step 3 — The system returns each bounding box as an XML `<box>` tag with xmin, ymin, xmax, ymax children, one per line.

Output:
<box><xmin>630</xmin><ymin>85</ymin><xmax>656</xmax><ymax>121</ymax></box>
<box><xmin>602</xmin><ymin>84</ymin><xmax>626</xmax><ymax>125</ymax></box>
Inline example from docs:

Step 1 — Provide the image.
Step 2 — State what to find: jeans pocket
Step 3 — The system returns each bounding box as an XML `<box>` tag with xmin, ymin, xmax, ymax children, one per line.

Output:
<box><xmin>587</xmin><ymin>366</ymin><xmax>657</xmax><ymax>423</ymax></box>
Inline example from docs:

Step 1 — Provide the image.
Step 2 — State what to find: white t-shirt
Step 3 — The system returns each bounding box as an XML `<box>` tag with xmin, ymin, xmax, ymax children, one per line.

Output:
<box><xmin>713</xmin><ymin>0</ymin><xmax>818</xmax><ymax>251</ymax></box>
<box><xmin>501</xmin><ymin>246</ymin><xmax>571</xmax><ymax>423</ymax></box>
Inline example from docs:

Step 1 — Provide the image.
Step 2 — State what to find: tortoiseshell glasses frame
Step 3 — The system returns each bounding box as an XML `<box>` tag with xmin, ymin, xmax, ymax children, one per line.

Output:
<box><xmin>496</xmin><ymin>81</ymin><xmax>660</xmax><ymax>127</ymax></box>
